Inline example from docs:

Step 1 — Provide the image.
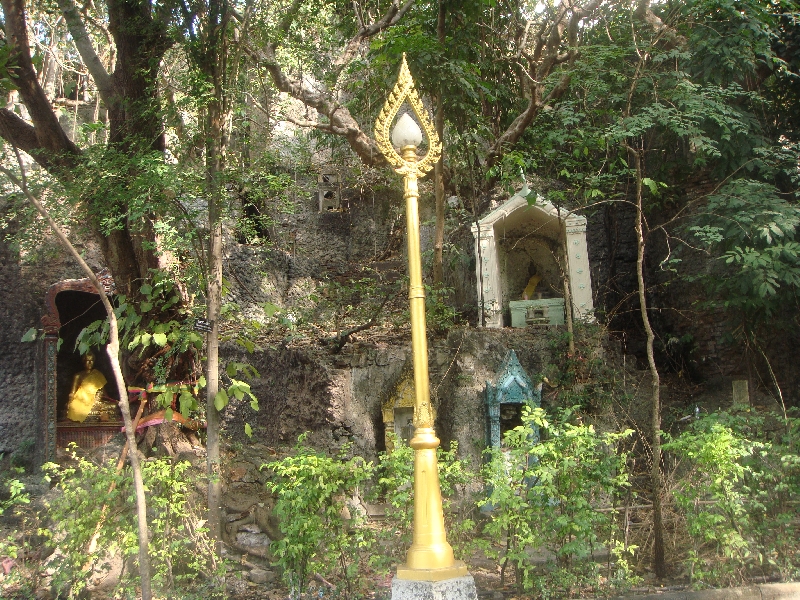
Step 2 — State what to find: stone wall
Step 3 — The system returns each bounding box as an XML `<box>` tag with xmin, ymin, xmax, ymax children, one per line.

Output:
<box><xmin>0</xmin><ymin>227</ymin><xmax>39</xmax><ymax>456</ymax></box>
<box><xmin>224</xmin><ymin>182</ymin><xmax>405</xmax><ymax>318</ymax></box>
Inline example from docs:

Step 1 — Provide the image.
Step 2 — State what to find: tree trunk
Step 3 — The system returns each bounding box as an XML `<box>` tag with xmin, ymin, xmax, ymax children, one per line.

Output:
<box><xmin>200</xmin><ymin>0</ymin><xmax>232</xmax><ymax>546</ymax></box>
<box><xmin>206</xmin><ymin>174</ymin><xmax>223</xmax><ymax>546</ymax></box>
<box><xmin>631</xmin><ymin>147</ymin><xmax>666</xmax><ymax>579</ymax></box>
<box><xmin>432</xmin><ymin>0</ymin><xmax>446</xmax><ymax>285</ymax></box>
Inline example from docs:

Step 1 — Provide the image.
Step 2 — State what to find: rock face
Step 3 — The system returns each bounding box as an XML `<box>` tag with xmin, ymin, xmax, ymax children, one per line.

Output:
<box><xmin>221</xmin><ymin>327</ymin><xmax>558</xmax><ymax>467</ymax></box>
<box><xmin>4</xmin><ymin>168</ymin><xmax>799</xmax><ymax>463</ymax></box>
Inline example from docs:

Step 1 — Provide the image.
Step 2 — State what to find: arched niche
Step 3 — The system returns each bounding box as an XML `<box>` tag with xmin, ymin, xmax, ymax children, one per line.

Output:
<box><xmin>471</xmin><ymin>194</ymin><xmax>594</xmax><ymax>328</ymax></box>
<box><xmin>40</xmin><ymin>269</ymin><xmax>120</xmax><ymax>460</ymax></box>
<box><xmin>485</xmin><ymin>350</ymin><xmax>541</xmax><ymax>450</ymax></box>
<box><xmin>381</xmin><ymin>372</ymin><xmax>437</xmax><ymax>452</ymax></box>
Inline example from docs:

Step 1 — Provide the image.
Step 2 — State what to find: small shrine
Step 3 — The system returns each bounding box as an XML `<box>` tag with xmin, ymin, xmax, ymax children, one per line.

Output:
<box><xmin>39</xmin><ymin>270</ymin><xmax>124</xmax><ymax>461</ymax></box>
<box><xmin>471</xmin><ymin>192</ymin><xmax>594</xmax><ymax>328</ymax></box>
<box><xmin>318</xmin><ymin>172</ymin><xmax>342</xmax><ymax>212</ymax></box>
<box><xmin>381</xmin><ymin>371</ymin><xmax>436</xmax><ymax>451</ymax></box>
<box><xmin>485</xmin><ymin>350</ymin><xmax>541</xmax><ymax>450</ymax></box>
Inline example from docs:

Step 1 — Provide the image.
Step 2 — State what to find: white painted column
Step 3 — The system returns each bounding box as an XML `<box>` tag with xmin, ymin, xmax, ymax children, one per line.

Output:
<box><xmin>564</xmin><ymin>215</ymin><xmax>594</xmax><ymax>321</ymax></box>
<box><xmin>472</xmin><ymin>226</ymin><xmax>503</xmax><ymax>328</ymax></box>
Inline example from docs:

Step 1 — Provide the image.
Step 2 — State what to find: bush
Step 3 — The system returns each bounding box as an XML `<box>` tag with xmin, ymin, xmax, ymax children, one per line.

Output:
<box><xmin>265</xmin><ymin>435</ymin><xmax>374</xmax><ymax>599</ymax></box>
<box><xmin>42</xmin><ymin>448</ymin><xmax>223</xmax><ymax>599</ymax></box>
<box><xmin>665</xmin><ymin>408</ymin><xmax>800</xmax><ymax>587</ymax></box>
<box><xmin>0</xmin><ymin>475</ymin><xmax>34</xmax><ymax>597</ymax></box>
<box><xmin>480</xmin><ymin>406</ymin><xmax>637</xmax><ymax>597</ymax></box>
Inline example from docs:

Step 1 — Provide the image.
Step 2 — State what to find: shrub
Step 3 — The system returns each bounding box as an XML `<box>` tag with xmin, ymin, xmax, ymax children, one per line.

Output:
<box><xmin>42</xmin><ymin>448</ymin><xmax>223</xmax><ymax>599</ymax></box>
<box><xmin>265</xmin><ymin>435</ymin><xmax>374</xmax><ymax>599</ymax></box>
<box><xmin>665</xmin><ymin>408</ymin><xmax>800</xmax><ymax>587</ymax></box>
<box><xmin>0</xmin><ymin>475</ymin><xmax>35</xmax><ymax>597</ymax></box>
<box><xmin>480</xmin><ymin>406</ymin><xmax>637</xmax><ymax>597</ymax></box>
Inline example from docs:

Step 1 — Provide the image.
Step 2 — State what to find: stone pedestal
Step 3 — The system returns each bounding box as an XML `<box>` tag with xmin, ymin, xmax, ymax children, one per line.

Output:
<box><xmin>391</xmin><ymin>575</ymin><xmax>478</xmax><ymax>600</ymax></box>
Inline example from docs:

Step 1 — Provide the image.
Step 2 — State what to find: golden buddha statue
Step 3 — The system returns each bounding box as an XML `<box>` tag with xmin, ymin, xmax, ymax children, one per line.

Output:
<box><xmin>66</xmin><ymin>352</ymin><xmax>117</xmax><ymax>422</ymax></box>
<box><xmin>522</xmin><ymin>274</ymin><xmax>541</xmax><ymax>300</ymax></box>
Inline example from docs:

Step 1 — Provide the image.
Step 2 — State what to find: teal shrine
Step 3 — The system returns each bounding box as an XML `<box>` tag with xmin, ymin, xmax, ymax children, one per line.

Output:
<box><xmin>484</xmin><ymin>350</ymin><xmax>541</xmax><ymax>449</ymax></box>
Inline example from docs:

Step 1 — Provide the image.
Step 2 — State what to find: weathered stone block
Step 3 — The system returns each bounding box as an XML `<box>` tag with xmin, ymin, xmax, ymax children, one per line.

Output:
<box><xmin>391</xmin><ymin>575</ymin><xmax>477</xmax><ymax>600</ymax></box>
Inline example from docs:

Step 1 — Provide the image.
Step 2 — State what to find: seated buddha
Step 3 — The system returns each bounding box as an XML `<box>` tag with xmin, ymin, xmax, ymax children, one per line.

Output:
<box><xmin>66</xmin><ymin>351</ymin><xmax>118</xmax><ymax>423</ymax></box>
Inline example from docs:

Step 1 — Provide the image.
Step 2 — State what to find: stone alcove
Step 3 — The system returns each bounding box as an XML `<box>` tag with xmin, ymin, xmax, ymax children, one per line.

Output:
<box><xmin>40</xmin><ymin>269</ymin><xmax>120</xmax><ymax>461</ymax></box>
<box><xmin>381</xmin><ymin>371</ymin><xmax>437</xmax><ymax>452</ymax></box>
<box><xmin>471</xmin><ymin>194</ymin><xmax>594</xmax><ymax>328</ymax></box>
<box><xmin>484</xmin><ymin>350</ymin><xmax>541</xmax><ymax>450</ymax></box>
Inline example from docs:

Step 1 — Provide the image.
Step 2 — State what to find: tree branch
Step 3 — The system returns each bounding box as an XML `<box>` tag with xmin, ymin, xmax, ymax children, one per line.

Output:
<box><xmin>633</xmin><ymin>0</ymin><xmax>685</xmax><ymax>49</ymax></box>
<box><xmin>334</xmin><ymin>0</ymin><xmax>415</xmax><ymax>68</ymax></box>
<box><xmin>486</xmin><ymin>0</ymin><xmax>601</xmax><ymax>169</ymax></box>
<box><xmin>322</xmin><ymin>289</ymin><xmax>396</xmax><ymax>353</ymax></box>
<box><xmin>248</xmin><ymin>43</ymin><xmax>386</xmax><ymax>166</ymax></box>
<box><xmin>0</xmin><ymin>109</ymin><xmax>54</xmax><ymax>168</ymax></box>
<box><xmin>0</xmin><ymin>0</ymin><xmax>80</xmax><ymax>169</ymax></box>
<box><xmin>58</xmin><ymin>0</ymin><xmax>114</xmax><ymax>100</ymax></box>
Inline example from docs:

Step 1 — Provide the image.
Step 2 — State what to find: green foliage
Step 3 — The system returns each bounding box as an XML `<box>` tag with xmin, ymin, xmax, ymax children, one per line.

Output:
<box><xmin>480</xmin><ymin>406</ymin><xmax>637</xmax><ymax>596</ymax></box>
<box><xmin>0</xmin><ymin>477</ymin><xmax>29</xmax><ymax>518</ymax></box>
<box><xmin>541</xmin><ymin>325</ymin><xmax>625</xmax><ymax>413</ymax></box>
<box><xmin>665</xmin><ymin>408</ymin><xmax>800</xmax><ymax>586</ymax></box>
<box><xmin>234</xmin><ymin>166</ymin><xmax>298</xmax><ymax>246</ymax></box>
<box><xmin>683</xmin><ymin>0</ymin><xmax>781</xmax><ymax>87</ymax></box>
<box><xmin>42</xmin><ymin>449</ymin><xmax>224</xmax><ymax>599</ymax></box>
<box><xmin>74</xmin><ymin>272</ymin><xmax>202</xmax><ymax>374</ymax></box>
<box><xmin>424</xmin><ymin>283</ymin><xmax>460</xmax><ymax>334</ymax></box>
<box><xmin>69</xmin><ymin>147</ymin><xmax>182</xmax><ymax>238</ymax></box>
<box><xmin>0</xmin><ymin>474</ymin><xmax>35</xmax><ymax>597</ymax></box>
<box><xmin>265</xmin><ymin>435</ymin><xmax>374</xmax><ymax>598</ymax></box>
<box><xmin>70</xmin><ymin>269</ymin><xmax>258</xmax><ymax>425</ymax></box>
<box><xmin>689</xmin><ymin>175</ymin><xmax>800</xmax><ymax>320</ymax></box>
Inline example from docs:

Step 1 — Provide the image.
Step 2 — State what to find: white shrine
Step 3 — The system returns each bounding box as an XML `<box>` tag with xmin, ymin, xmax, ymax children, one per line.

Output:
<box><xmin>470</xmin><ymin>193</ymin><xmax>594</xmax><ymax>328</ymax></box>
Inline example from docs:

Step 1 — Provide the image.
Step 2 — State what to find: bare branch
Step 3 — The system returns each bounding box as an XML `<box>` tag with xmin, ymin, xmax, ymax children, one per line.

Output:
<box><xmin>282</xmin><ymin>114</ymin><xmax>340</xmax><ymax>134</ymax></box>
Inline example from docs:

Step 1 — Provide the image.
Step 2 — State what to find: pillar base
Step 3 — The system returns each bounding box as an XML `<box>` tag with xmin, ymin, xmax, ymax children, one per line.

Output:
<box><xmin>396</xmin><ymin>560</ymin><xmax>468</xmax><ymax>582</ymax></box>
<box><xmin>391</xmin><ymin>573</ymin><xmax>477</xmax><ymax>600</ymax></box>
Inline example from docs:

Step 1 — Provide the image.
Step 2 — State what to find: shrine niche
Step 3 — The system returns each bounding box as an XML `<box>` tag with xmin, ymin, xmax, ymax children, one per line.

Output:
<box><xmin>381</xmin><ymin>372</ymin><xmax>437</xmax><ymax>451</ymax></box>
<box><xmin>471</xmin><ymin>193</ymin><xmax>594</xmax><ymax>328</ymax></box>
<box><xmin>40</xmin><ymin>269</ymin><xmax>122</xmax><ymax>460</ymax></box>
<box><xmin>484</xmin><ymin>350</ymin><xmax>541</xmax><ymax>451</ymax></box>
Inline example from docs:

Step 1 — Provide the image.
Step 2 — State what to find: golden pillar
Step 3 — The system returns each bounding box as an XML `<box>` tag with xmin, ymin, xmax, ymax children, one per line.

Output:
<box><xmin>374</xmin><ymin>54</ymin><xmax>468</xmax><ymax>582</ymax></box>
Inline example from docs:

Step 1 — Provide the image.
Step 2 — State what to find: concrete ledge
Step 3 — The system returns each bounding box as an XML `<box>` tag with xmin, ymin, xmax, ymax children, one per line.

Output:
<box><xmin>608</xmin><ymin>582</ymin><xmax>800</xmax><ymax>600</ymax></box>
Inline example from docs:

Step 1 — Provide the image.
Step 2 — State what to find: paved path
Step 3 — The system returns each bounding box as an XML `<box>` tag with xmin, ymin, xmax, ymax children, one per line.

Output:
<box><xmin>606</xmin><ymin>582</ymin><xmax>800</xmax><ymax>600</ymax></box>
